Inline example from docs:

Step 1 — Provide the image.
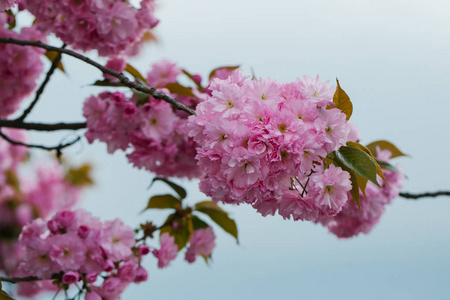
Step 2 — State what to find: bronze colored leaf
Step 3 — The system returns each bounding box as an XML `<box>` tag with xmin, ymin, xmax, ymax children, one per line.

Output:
<box><xmin>366</xmin><ymin>140</ymin><xmax>408</xmax><ymax>159</ymax></box>
<box><xmin>333</xmin><ymin>79</ymin><xmax>353</xmax><ymax>120</ymax></box>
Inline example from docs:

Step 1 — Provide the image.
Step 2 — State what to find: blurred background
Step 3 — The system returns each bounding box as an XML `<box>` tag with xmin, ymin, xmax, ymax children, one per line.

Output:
<box><xmin>22</xmin><ymin>0</ymin><xmax>450</xmax><ymax>299</ymax></box>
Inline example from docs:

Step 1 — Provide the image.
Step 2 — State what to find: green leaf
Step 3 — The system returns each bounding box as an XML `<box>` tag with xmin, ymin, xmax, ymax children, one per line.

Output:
<box><xmin>208</xmin><ymin>65</ymin><xmax>240</xmax><ymax>80</ymax></box>
<box><xmin>334</xmin><ymin>146</ymin><xmax>380</xmax><ymax>187</ymax></box>
<box><xmin>91</xmin><ymin>79</ymin><xmax>126</xmax><ymax>87</ymax></box>
<box><xmin>44</xmin><ymin>51</ymin><xmax>65</xmax><ymax>73</ymax></box>
<box><xmin>163</xmin><ymin>82</ymin><xmax>198</xmax><ymax>98</ymax></box>
<box><xmin>144</xmin><ymin>194</ymin><xmax>181</xmax><ymax>211</ymax></box>
<box><xmin>375</xmin><ymin>159</ymin><xmax>399</xmax><ymax>173</ymax></box>
<box><xmin>346</xmin><ymin>142</ymin><xmax>388</xmax><ymax>186</ymax></box>
<box><xmin>125</xmin><ymin>63</ymin><xmax>148</xmax><ymax>85</ymax></box>
<box><xmin>366</xmin><ymin>140</ymin><xmax>408</xmax><ymax>159</ymax></box>
<box><xmin>191</xmin><ymin>215</ymin><xmax>209</xmax><ymax>230</ymax></box>
<box><xmin>160</xmin><ymin>221</ymin><xmax>190</xmax><ymax>251</ymax></box>
<box><xmin>333</xmin><ymin>79</ymin><xmax>353</xmax><ymax>120</ymax></box>
<box><xmin>150</xmin><ymin>178</ymin><xmax>187</xmax><ymax>200</ymax></box>
<box><xmin>195</xmin><ymin>201</ymin><xmax>238</xmax><ymax>242</ymax></box>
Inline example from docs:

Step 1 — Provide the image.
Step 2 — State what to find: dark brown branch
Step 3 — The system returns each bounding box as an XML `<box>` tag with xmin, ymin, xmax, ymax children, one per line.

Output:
<box><xmin>0</xmin><ymin>276</ymin><xmax>40</xmax><ymax>284</ymax></box>
<box><xmin>399</xmin><ymin>191</ymin><xmax>450</xmax><ymax>199</ymax></box>
<box><xmin>0</xmin><ymin>37</ymin><xmax>196</xmax><ymax>115</ymax></box>
<box><xmin>0</xmin><ymin>119</ymin><xmax>86</xmax><ymax>131</ymax></box>
<box><xmin>0</xmin><ymin>129</ymin><xmax>81</xmax><ymax>154</ymax></box>
<box><xmin>16</xmin><ymin>44</ymin><xmax>67</xmax><ymax>122</ymax></box>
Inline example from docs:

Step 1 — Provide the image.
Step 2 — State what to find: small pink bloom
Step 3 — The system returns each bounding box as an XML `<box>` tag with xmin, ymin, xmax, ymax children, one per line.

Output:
<box><xmin>134</xmin><ymin>267</ymin><xmax>148</xmax><ymax>283</ymax></box>
<box><xmin>78</xmin><ymin>225</ymin><xmax>90</xmax><ymax>239</ymax></box>
<box><xmin>185</xmin><ymin>227</ymin><xmax>216</xmax><ymax>263</ymax></box>
<box><xmin>118</xmin><ymin>261</ymin><xmax>137</xmax><ymax>282</ymax></box>
<box><xmin>55</xmin><ymin>210</ymin><xmax>75</xmax><ymax>228</ymax></box>
<box><xmin>153</xmin><ymin>233</ymin><xmax>178</xmax><ymax>268</ymax></box>
<box><xmin>86</xmin><ymin>272</ymin><xmax>98</xmax><ymax>284</ymax></box>
<box><xmin>62</xmin><ymin>271</ymin><xmax>81</xmax><ymax>284</ymax></box>
<box><xmin>102</xmin><ymin>259</ymin><xmax>115</xmax><ymax>272</ymax></box>
<box><xmin>138</xmin><ymin>245</ymin><xmax>151</xmax><ymax>256</ymax></box>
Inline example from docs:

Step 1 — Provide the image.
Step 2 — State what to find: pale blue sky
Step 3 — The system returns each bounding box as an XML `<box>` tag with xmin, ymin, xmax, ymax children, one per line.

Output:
<box><xmin>23</xmin><ymin>0</ymin><xmax>450</xmax><ymax>299</ymax></box>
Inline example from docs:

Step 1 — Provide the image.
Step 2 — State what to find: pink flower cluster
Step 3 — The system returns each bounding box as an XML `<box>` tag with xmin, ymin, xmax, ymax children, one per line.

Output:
<box><xmin>319</xmin><ymin>147</ymin><xmax>404</xmax><ymax>238</ymax></box>
<box><xmin>188</xmin><ymin>71</ymin><xmax>353</xmax><ymax>221</ymax></box>
<box><xmin>84</xmin><ymin>60</ymin><xmax>205</xmax><ymax>179</ymax></box>
<box><xmin>22</xmin><ymin>0</ymin><xmax>159</xmax><ymax>56</ymax></box>
<box><xmin>0</xmin><ymin>131</ymin><xmax>88</xmax><ymax>296</ymax></box>
<box><xmin>0</xmin><ymin>14</ymin><xmax>45</xmax><ymax>117</ymax></box>
<box><xmin>18</xmin><ymin>209</ymin><xmax>148</xmax><ymax>299</ymax></box>
<box><xmin>0</xmin><ymin>0</ymin><xmax>20</xmax><ymax>11</ymax></box>
<box><xmin>153</xmin><ymin>227</ymin><xmax>216</xmax><ymax>268</ymax></box>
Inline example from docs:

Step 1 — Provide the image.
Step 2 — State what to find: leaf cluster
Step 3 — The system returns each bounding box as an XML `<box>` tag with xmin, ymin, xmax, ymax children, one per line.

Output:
<box><xmin>141</xmin><ymin>178</ymin><xmax>238</xmax><ymax>263</ymax></box>
<box><xmin>326</xmin><ymin>80</ymin><xmax>406</xmax><ymax>208</ymax></box>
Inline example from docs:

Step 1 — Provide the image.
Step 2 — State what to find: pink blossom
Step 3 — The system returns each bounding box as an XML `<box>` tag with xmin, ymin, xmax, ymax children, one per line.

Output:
<box><xmin>153</xmin><ymin>232</ymin><xmax>178</xmax><ymax>268</ymax></box>
<box><xmin>48</xmin><ymin>233</ymin><xmax>86</xmax><ymax>271</ymax></box>
<box><xmin>0</xmin><ymin>23</ymin><xmax>44</xmax><ymax>117</ymax></box>
<box><xmin>98</xmin><ymin>277</ymin><xmax>127</xmax><ymax>300</ymax></box>
<box><xmin>319</xmin><ymin>149</ymin><xmax>404</xmax><ymax>238</ymax></box>
<box><xmin>146</xmin><ymin>59</ymin><xmax>182</xmax><ymax>88</ymax></box>
<box><xmin>101</xmin><ymin>219</ymin><xmax>135</xmax><ymax>262</ymax></box>
<box><xmin>85</xmin><ymin>291</ymin><xmax>102</xmax><ymax>300</ymax></box>
<box><xmin>118</xmin><ymin>261</ymin><xmax>137</xmax><ymax>282</ymax></box>
<box><xmin>86</xmin><ymin>272</ymin><xmax>98</xmax><ymax>284</ymax></box>
<box><xmin>104</xmin><ymin>56</ymin><xmax>127</xmax><ymax>82</ymax></box>
<box><xmin>84</xmin><ymin>59</ymin><xmax>207</xmax><ymax>179</ymax></box>
<box><xmin>0</xmin><ymin>0</ymin><xmax>20</xmax><ymax>11</ymax></box>
<box><xmin>134</xmin><ymin>267</ymin><xmax>148</xmax><ymax>283</ymax></box>
<box><xmin>138</xmin><ymin>245</ymin><xmax>151</xmax><ymax>256</ymax></box>
<box><xmin>189</xmin><ymin>70</ymin><xmax>352</xmax><ymax>220</ymax></box>
<box><xmin>23</xmin><ymin>0</ymin><xmax>159</xmax><ymax>56</ymax></box>
<box><xmin>185</xmin><ymin>227</ymin><xmax>216</xmax><ymax>263</ymax></box>
<box><xmin>62</xmin><ymin>271</ymin><xmax>81</xmax><ymax>284</ymax></box>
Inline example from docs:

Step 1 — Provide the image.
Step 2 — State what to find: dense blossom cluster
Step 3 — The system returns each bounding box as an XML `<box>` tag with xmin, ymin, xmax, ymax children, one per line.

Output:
<box><xmin>319</xmin><ymin>147</ymin><xmax>404</xmax><ymax>238</ymax></box>
<box><xmin>0</xmin><ymin>13</ymin><xmax>44</xmax><ymax>117</ymax></box>
<box><xmin>0</xmin><ymin>130</ymin><xmax>87</xmax><ymax>296</ymax></box>
<box><xmin>83</xmin><ymin>60</ymin><xmax>205</xmax><ymax>179</ymax></box>
<box><xmin>22</xmin><ymin>0</ymin><xmax>159</xmax><ymax>56</ymax></box>
<box><xmin>189</xmin><ymin>71</ymin><xmax>353</xmax><ymax>221</ymax></box>
<box><xmin>18</xmin><ymin>209</ymin><xmax>148</xmax><ymax>299</ymax></box>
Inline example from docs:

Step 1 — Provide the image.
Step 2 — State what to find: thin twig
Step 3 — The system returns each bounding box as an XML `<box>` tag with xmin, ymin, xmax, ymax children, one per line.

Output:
<box><xmin>0</xmin><ymin>276</ymin><xmax>40</xmax><ymax>284</ymax></box>
<box><xmin>0</xmin><ymin>119</ymin><xmax>86</xmax><ymax>131</ymax></box>
<box><xmin>16</xmin><ymin>44</ymin><xmax>67</xmax><ymax>122</ymax></box>
<box><xmin>0</xmin><ymin>129</ymin><xmax>81</xmax><ymax>154</ymax></box>
<box><xmin>399</xmin><ymin>191</ymin><xmax>450</xmax><ymax>199</ymax></box>
<box><xmin>0</xmin><ymin>37</ymin><xmax>196</xmax><ymax>115</ymax></box>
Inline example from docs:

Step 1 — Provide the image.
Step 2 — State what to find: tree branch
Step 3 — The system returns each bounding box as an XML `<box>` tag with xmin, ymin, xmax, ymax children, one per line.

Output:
<box><xmin>0</xmin><ymin>37</ymin><xmax>196</xmax><ymax>115</ymax></box>
<box><xmin>0</xmin><ymin>129</ymin><xmax>81</xmax><ymax>156</ymax></box>
<box><xmin>0</xmin><ymin>276</ymin><xmax>40</xmax><ymax>284</ymax></box>
<box><xmin>0</xmin><ymin>119</ymin><xmax>86</xmax><ymax>131</ymax></box>
<box><xmin>399</xmin><ymin>191</ymin><xmax>450</xmax><ymax>200</ymax></box>
<box><xmin>16</xmin><ymin>44</ymin><xmax>67</xmax><ymax>122</ymax></box>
